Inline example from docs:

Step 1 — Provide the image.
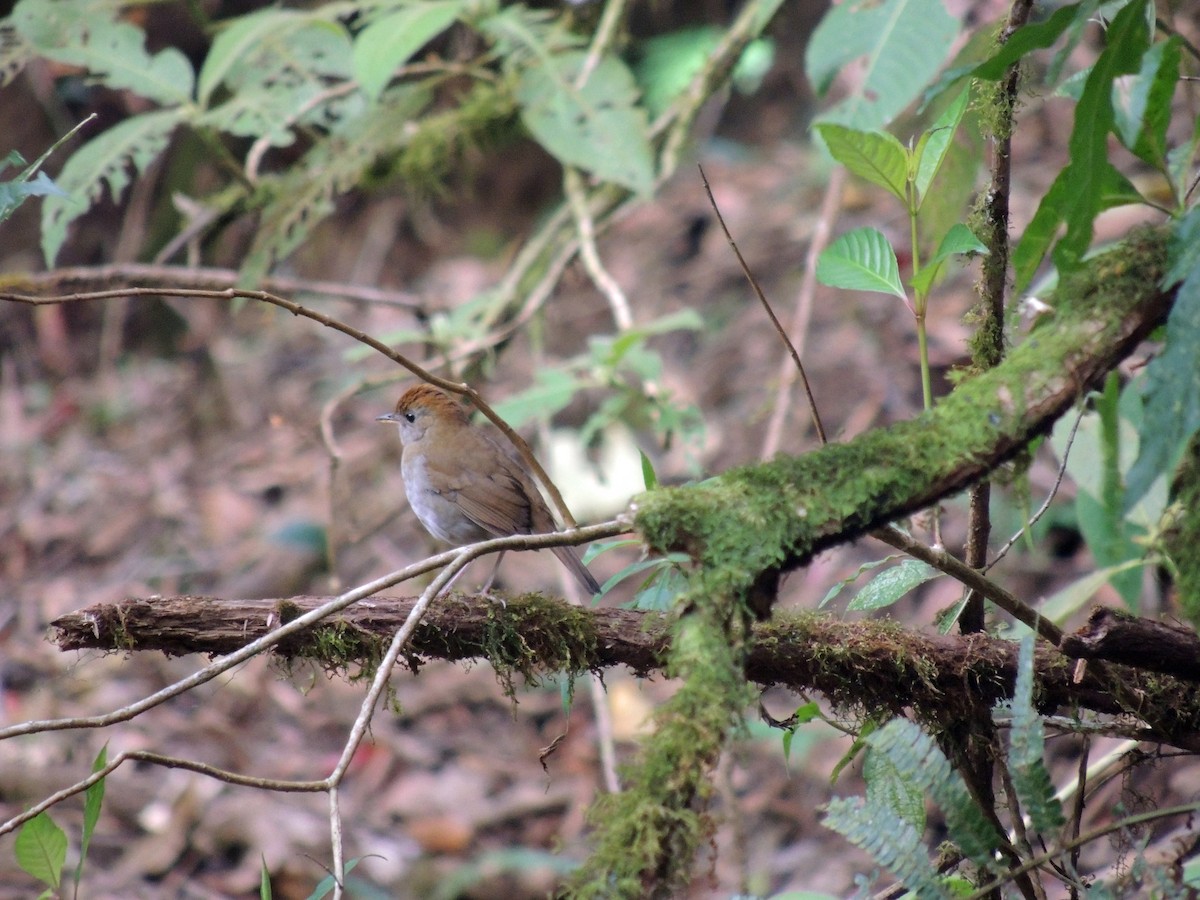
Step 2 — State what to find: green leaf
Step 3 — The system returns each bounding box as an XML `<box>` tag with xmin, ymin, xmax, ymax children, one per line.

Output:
<box><xmin>1031</xmin><ymin>559</ymin><xmax>1148</xmax><ymax>629</ymax></box>
<box><xmin>817</xmin><ymin>227</ymin><xmax>908</xmax><ymax>302</ymax></box>
<box><xmin>639</xmin><ymin>449</ymin><xmax>659</xmax><ymax>490</ymax></box>
<box><xmin>632</xmin><ymin>26</ymin><xmax>721</xmax><ymax>120</ymax></box>
<box><xmin>823</xmin><ymin>796</ymin><xmax>949</xmax><ymax>898</ymax></box>
<box><xmin>199</xmin><ymin>8</ymin><xmax>305</xmax><ymax>105</ymax></box>
<box><xmin>489</xmin><ymin>368</ymin><xmax>581</xmax><ymax>428</ymax></box>
<box><xmin>864</xmin><ymin>746</ymin><xmax>926</xmax><ymax>830</ymax></box>
<box><xmin>973</xmin><ymin>3</ymin><xmax>1088</xmax><ymax>81</ymax></box>
<box><xmin>13</xmin><ymin>0</ymin><xmax>193</xmax><ymax>105</ymax></box>
<box><xmin>910</xmin><ymin>223</ymin><xmax>988</xmax><ymax>296</ymax></box>
<box><xmin>199</xmin><ymin>15</ymin><xmax>357</xmax><ymax>145</ymax></box>
<box><xmin>814</xmin><ymin>123</ymin><xmax>908</xmax><ymax>203</ymax></box>
<box><xmin>847</xmin><ymin>559</ymin><xmax>938</xmax><ymax>612</ymax></box>
<box><xmin>808</xmin><ymin>0</ymin><xmax>959</xmax><ymax>129</ymax></box>
<box><xmin>261</xmin><ymin>854</ymin><xmax>272</xmax><ymax>899</ymax></box>
<box><xmin>515</xmin><ymin>51</ymin><xmax>655</xmax><ymax>194</ymax></box>
<box><xmin>913</xmin><ymin>86</ymin><xmax>969</xmax><ymax>204</ymax></box>
<box><xmin>1014</xmin><ymin>162</ymin><xmax>1143</xmax><ymax>294</ymax></box>
<box><xmin>41</xmin><ymin>107</ymin><xmax>186</xmax><ymax>266</ymax></box>
<box><xmin>15</xmin><ymin>812</ymin><xmax>67</xmax><ymax>889</ymax></box>
<box><xmin>75</xmin><ymin>744</ymin><xmax>108</xmax><ymax>888</ymax></box>
<box><xmin>1125</xmin><ymin>207</ymin><xmax>1200</xmax><ymax>508</ymax></box>
<box><xmin>867</xmin><ymin>719</ymin><xmax>1003</xmax><ymax>871</ymax></box>
<box><xmin>1007</xmin><ymin>636</ymin><xmax>1066</xmax><ymax>832</ymax></box>
<box><xmin>353</xmin><ymin>2</ymin><xmax>464</xmax><ymax>101</ymax></box>
<box><xmin>819</xmin><ymin>554</ymin><xmax>902</xmax><ymax>608</ymax></box>
<box><xmin>1051</xmin><ymin>0</ymin><xmax>1150</xmax><ymax>277</ymax></box>
<box><xmin>1113</xmin><ymin>36</ymin><xmax>1181</xmax><ymax>171</ymax></box>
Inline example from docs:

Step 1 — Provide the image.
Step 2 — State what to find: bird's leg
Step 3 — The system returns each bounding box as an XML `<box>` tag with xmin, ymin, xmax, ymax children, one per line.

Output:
<box><xmin>479</xmin><ymin>550</ymin><xmax>507</xmax><ymax>606</ymax></box>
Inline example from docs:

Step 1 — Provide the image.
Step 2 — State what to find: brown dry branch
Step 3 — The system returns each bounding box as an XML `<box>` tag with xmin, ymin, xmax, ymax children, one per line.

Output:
<box><xmin>49</xmin><ymin>594</ymin><xmax>1200</xmax><ymax>751</ymax></box>
<box><xmin>1062</xmin><ymin>608</ymin><xmax>1200</xmax><ymax>681</ymax></box>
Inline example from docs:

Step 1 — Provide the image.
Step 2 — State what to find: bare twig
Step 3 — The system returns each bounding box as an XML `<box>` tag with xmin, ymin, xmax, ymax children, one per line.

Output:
<box><xmin>2</xmin><ymin>287</ymin><xmax>580</xmax><ymax>529</ymax></box>
<box><xmin>762</xmin><ymin>167</ymin><xmax>846</xmax><ymax>458</ymax></box>
<box><xmin>698</xmin><ymin>164</ymin><xmax>826</xmax><ymax>444</ymax></box>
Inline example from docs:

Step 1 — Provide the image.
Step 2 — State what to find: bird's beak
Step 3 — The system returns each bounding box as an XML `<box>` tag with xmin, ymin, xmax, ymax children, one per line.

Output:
<box><xmin>376</xmin><ymin>412</ymin><xmax>399</xmax><ymax>423</ymax></box>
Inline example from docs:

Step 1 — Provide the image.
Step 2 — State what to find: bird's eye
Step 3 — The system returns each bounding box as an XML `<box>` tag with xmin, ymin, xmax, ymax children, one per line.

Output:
<box><xmin>404</xmin><ymin>412</ymin><xmax>416</xmax><ymax>423</ymax></box>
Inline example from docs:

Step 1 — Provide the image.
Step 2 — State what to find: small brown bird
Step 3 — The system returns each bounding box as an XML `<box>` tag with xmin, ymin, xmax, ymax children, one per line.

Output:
<box><xmin>376</xmin><ymin>385</ymin><xmax>601</xmax><ymax>595</ymax></box>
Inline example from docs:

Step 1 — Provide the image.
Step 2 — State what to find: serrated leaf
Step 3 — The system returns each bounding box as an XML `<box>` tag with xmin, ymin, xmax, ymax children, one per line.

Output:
<box><xmin>41</xmin><ymin>107</ymin><xmax>185</xmax><ymax>266</ymax></box>
<box><xmin>868</xmin><ymin>719</ymin><xmax>1003</xmax><ymax>870</ymax></box>
<box><xmin>199</xmin><ymin>16</ymin><xmax>356</xmax><ymax>145</ymax></box>
<box><xmin>914</xmin><ymin>86</ymin><xmax>969</xmax><ymax>203</ymax></box>
<box><xmin>864</xmin><ymin>746</ymin><xmax>926</xmax><ymax>830</ymax></box>
<box><xmin>847</xmin><ymin>559</ymin><xmax>938</xmax><ymax>611</ymax></box>
<box><xmin>809</xmin><ymin>0</ymin><xmax>959</xmax><ymax>129</ymax></box>
<box><xmin>1126</xmin><ymin>207</ymin><xmax>1200</xmax><ymax>509</ymax></box>
<box><xmin>15</xmin><ymin>812</ymin><xmax>67</xmax><ymax>889</ymax></box>
<box><xmin>817</xmin><ymin>227</ymin><xmax>907</xmax><ymax>301</ymax></box>
<box><xmin>199</xmin><ymin>8</ymin><xmax>305</xmax><ymax>105</ymax></box>
<box><xmin>1008</xmin><ymin>636</ymin><xmax>1066</xmax><ymax>832</ymax></box>
<box><xmin>815</xmin><ymin>123</ymin><xmax>908</xmax><ymax>202</ymax></box>
<box><xmin>13</xmin><ymin>0</ymin><xmax>193</xmax><ymax>105</ymax></box>
<box><xmin>823</xmin><ymin>796</ymin><xmax>949</xmax><ymax>898</ymax></box>
<box><xmin>353</xmin><ymin>2</ymin><xmax>464</xmax><ymax>101</ymax></box>
<box><xmin>515</xmin><ymin>51</ymin><xmax>654</xmax><ymax>194</ymax></box>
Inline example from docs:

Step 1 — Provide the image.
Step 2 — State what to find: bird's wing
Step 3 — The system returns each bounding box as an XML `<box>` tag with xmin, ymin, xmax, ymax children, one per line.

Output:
<box><xmin>421</xmin><ymin>443</ymin><xmax>537</xmax><ymax>536</ymax></box>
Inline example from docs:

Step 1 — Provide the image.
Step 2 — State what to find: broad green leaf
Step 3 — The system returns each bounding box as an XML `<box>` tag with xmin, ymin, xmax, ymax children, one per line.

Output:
<box><xmin>847</xmin><ymin>559</ymin><xmax>938</xmax><ymax>611</ymax></box>
<box><xmin>515</xmin><ymin>51</ymin><xmax>654</xmax><ymax>194</ymax></box>
<box><xmin>1113</xmin><ymin>36</ymin><xmax>1180</xmax><ymax>171</ymax></box>
<box><xmin>490</xmin><ymin>368</ymin><xmax>581</xmax><ymax>428</ymax></box>
<box><xmin>41</xmin><ymin>107</ymin><xmax>186</xmax><ymax>266</ymax></box>
<box><xmin>1026</xmin><ymin>559</ymin><xmax>1148</xmax><ymax>629</ymax></box>
<box><xmin>353</xmin><ymin>2</ymin><xmax>464</xmax><ymax>101</ymax></box>
<box><xmin>14</xmin><ymin>812</ymin><xmax>67</xmax><ymax>889</ymax></box>
<box><xmin>199</xmin><ymin>16</ymin><xmax>356</xmax><ymax>145</ymax></box>
<box><xmin>13</xmin><ymin>0</ymin><xmax>193</xmax><ymax>105</ymax></box>
<box><xmin>817</xmin><ymin>227</ymin><xmax>907</xmax><ymax>302</ymax></box>
<box><xmin>1125</xmin><ymin>207</ymin><xmax>1200</xmax><ymax>509</ymax></box>
<box><xmin>633</xmin><ymin>27</ymin><xmax>776</xmax><ymax>119</ymax></box>
<box><xmin>819</xmin><ymin>554</ymin><xmax>902</xmax><ymax>608</ymax></box>
<box><xmin>814</xmin><ymin>123</ymin><xmax>908</xmax><ymax>203</ymax></box>
<box><xmin>910</xmin><ymin>223</ymin><xmax>988</xmax><ymax>296</ymax></box>
<box><xmin>1049</xmin><ymin>375</ymin><xmax>1148</xmax><ymax>606</ymax></box>
<box><xmin>809</xmin><ymin>0</ymin><xmax>959</xmax><ymax>129</ymax></box>
<box><xmin>199</xmin><ymin>8</ymin><xmax>307</xmax><ymax>105</ymax></box>
<box><xmin>1007</xmin><ymin>636</ymin><xmax>1066</xmax><ymax>832</ymax></box>
<box><xmin>913</xmin><ymin>86</ymin><xmax>969</xmax><ymax>203</ymax></box>
<box><xmin>1051</xmin><ymin>0</ymin><xmax>1150</xmax><ymax>277</ymax></box>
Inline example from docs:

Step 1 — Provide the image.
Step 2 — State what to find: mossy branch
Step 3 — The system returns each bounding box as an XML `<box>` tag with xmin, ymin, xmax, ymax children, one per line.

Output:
<box><xmin>49</xmin><ymin>594</ymin><xmax>1200</xmax><ymax>751</ymax></box>
<box><xmin>633</xmin><ymin>229</ymin><xmax>1174</xmax><ymax>606</ymax></box>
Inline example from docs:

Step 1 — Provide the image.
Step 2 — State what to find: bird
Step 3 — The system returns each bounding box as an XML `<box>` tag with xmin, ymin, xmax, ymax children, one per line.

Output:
<box><xmin>376</xmin><ymin>384</ymin><xmax>601</xmax><ymax>595</ymax></box>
